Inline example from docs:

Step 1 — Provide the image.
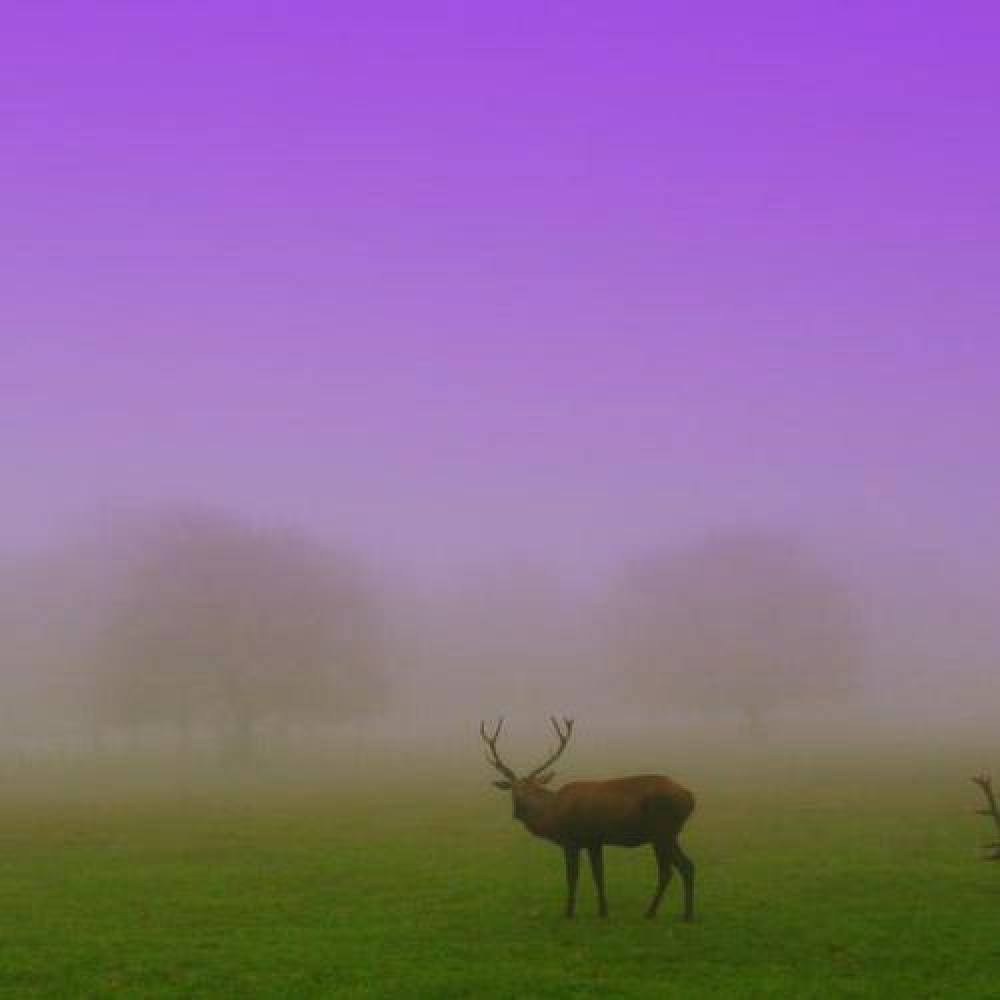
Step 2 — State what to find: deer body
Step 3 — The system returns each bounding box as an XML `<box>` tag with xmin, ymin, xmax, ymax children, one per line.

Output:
<box><xmin>482</xmin><ymin>720</ymin><xmax>696</xmax><ymax>920</ymax></box>
<box><xmin>517</xmin><ymin>776</ymin><xmax>693</xmax><ymax>847</ymax></box>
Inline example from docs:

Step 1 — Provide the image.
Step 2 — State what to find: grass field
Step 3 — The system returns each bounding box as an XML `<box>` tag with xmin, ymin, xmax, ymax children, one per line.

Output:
<box><xmin>0</xmin><ymin>740</ymin><xmax>997</xmax><ymax>998</ymax></box>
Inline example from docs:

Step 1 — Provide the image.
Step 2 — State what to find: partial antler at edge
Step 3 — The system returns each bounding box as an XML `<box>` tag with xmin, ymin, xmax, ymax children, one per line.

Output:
<box><xmin>971</xmin><ymin>773</ymin><xmax>1000</xmax><ymax>860</ymax></box>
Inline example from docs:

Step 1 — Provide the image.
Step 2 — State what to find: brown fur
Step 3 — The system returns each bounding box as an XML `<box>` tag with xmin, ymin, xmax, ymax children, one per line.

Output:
<box><xmin>483</xmin><ymin>719</ymin><xmax>696</xmax><ymax>920</ymax></box>
<box><xmin>518</xmin><ymin>775</ymin><xmax>694</xmax><ymax>847</ymax></box>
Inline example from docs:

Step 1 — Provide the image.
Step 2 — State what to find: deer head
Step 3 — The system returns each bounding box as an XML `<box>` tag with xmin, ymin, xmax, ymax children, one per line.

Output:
<box><xmin>481</xmin><ymin>717</ymin><xmax>574</xmax><ymax>824</ymax></box>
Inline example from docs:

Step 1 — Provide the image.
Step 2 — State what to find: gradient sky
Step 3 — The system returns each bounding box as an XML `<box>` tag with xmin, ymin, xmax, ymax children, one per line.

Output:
<box><xmin>4</xmin><ymin>2</ymin><xmax>999</xmax><ymax>580</ymax></box>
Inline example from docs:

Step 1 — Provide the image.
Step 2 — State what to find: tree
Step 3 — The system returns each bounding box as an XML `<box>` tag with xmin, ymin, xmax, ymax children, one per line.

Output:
<box><xmin>614</xmin><ymin>531</ymin><xmax>865</xmax><ymax>735</ymax></box>
<box><xmin>92</xmin><ymin>509</ymin><xmax>385</xmax><ymax>758</ymax></box>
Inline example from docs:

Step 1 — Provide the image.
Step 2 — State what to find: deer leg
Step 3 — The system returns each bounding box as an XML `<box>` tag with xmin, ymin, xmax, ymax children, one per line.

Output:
<box><xmin>563</xmin><ymin>846</ymin><xmax>580</xmax><ymax>919</ymax></box>
<box><xmin>645</xmin><ymin>840</ymin><xmax>674</xmax><ymax>919</ymax></box>
<box><xmin>587</xmin><ymin>845</ymin><xmax>609</xmax><ymax>918</ymax></box>
<box><xmin>671</xmin><ymin>840</ymin><xmax>695</xmax><ymax>922</ymax></box>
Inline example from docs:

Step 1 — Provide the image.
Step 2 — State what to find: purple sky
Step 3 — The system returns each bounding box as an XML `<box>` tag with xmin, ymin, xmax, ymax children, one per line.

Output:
<box><xmin>4</xmin><ymin>2</ymin><xmax>999</xmax><ymax>579</ymax></box>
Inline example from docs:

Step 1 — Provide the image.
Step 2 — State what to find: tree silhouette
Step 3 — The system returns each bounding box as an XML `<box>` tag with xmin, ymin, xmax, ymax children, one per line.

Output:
<box><xmin>93</xmin><ymin>509</ymin><xmax>384</xmax><ymax>758</ymax></box>
<box><xmin>615</xmin><ymin>531</ymin><xmax>865</xmax><ymax>735</ymax></box>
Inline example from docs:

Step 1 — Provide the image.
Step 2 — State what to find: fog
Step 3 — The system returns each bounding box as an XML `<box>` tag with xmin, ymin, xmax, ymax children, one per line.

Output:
<box><xmin>2</xmin><ymin>502</ymin><xmax>998</xmax><ymax>769</ymax></box>
<box><xmin>4</xmin><ymin>4</ymin><xmax>1000</xmax><ymax>776</ymax></box>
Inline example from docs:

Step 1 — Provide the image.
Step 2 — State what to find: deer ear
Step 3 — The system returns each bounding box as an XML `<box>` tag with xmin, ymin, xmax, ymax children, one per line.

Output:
<box><xmin>493</xmin><ymin>780</ymin><xmax>512</xmax><ymax>790</ymax></box>
<box><xmin>535</xmin><ymin>771</ymin><xmax>555</xmax><ymax>785</ymax></box>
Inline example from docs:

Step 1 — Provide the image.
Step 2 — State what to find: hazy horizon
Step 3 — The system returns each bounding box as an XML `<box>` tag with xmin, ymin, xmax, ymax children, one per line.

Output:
<box><xmin>4</xmin><ymin>3</ymin><xmax>1000</xmax><ymax>747</ymax></box>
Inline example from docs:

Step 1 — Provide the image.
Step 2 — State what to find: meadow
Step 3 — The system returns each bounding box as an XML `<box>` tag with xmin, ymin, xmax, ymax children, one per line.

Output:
<box><xmin>0</xmin><ymin>737</ymin><xmax>997</xmax><ymax>998</ymax></box>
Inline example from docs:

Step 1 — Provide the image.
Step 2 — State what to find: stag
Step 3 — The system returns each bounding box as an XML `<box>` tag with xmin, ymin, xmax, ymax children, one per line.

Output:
<box><xmin>971</xmin><ymin>773</ymin><xmax>1000</xmax><ymax>860</ymax></box>
<box><xmin>481</xmin><ymin>717</ymin><xmax>695</xmax><ymax>920</ymax></box>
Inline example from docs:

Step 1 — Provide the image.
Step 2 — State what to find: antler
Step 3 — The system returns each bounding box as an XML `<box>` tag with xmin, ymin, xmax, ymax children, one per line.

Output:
<box><xmin>526</xmin><ymin>716</ymin><xmax>575</xmax><ymax>780</ymax></box>
<box><xmin>481</xmin><ymin>719</ymin><xmax>517</xmax><ymax>781</ymax></box>
<box><xmin>971</xmin><ymin>773</ymin><xmax>1000</xmax><ymax>860</ymax></box>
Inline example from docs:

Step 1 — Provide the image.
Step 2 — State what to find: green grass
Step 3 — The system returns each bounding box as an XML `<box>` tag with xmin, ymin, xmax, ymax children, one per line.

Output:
<box><xmin>0</xmin><ymin>745</ymin><xmax>997</xmax><ymax>998</ymax></box>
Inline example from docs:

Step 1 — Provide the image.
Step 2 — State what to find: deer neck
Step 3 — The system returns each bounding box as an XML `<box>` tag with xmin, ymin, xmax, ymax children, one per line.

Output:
<box><xmin>518</xmin><ymin>788</ymin><xmax>560</xmax><ymax>841</ymax></box>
